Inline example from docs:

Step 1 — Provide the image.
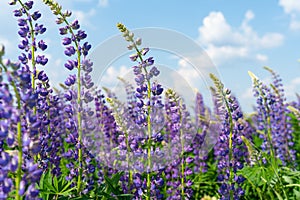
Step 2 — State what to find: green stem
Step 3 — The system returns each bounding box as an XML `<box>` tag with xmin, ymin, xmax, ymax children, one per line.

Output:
<box><xmin>76</xmin><ymin>51</ymin><xmax>82</xmax><ymax>194</ymax></box>
<box><xmin>223</xmin><ymin>93</ymin><xmax>234</xmax><ymax>200</ymax></box>
<box><xmin>178</xmin><ymin>100</ymin><xmax>185</xmax><ymax>198</ymax></box>
<box><xmin>16</xmin><ymin>121</ymin><xmax>22</xmax><ymax>200</ymax></box>
<box><xmin>132</xmin><ymin>42</ymin><xmax>152</xmax><ymax>200</ymax></box>
<box><xmin>107</xmin><ymin>98</ymin><xmax>133</xmax><ymax>194</ymax></box>
<box><xmin>57</xmin><ymin>13</ymin><xmax>83</xmax><ymax>194</ymax></box>
<box><xmin>180</xmin><ymin>128</ymin><xmax>185</xmax><ymax>197</ymax></box>
<box><xmin>255</xmin><ymin>82</ymin><xmax>276</xmax><ymax>166</ymax></box>
<box><xmin>125</xmin><ymin>130</ymin><xmax>132</xmax><ymax>193</ymax></box>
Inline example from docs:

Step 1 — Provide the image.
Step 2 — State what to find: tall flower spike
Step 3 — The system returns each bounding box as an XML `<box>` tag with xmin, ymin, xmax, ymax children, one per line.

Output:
<box><xmin>43</xmin><ymin>0</ymin><xmax>96</xmax><ymax>194</ymax></box>
<box><xmin>164</xmin><ymin>89</ymin><xmax>195</xmax><ymax>199</ymax></box>
<box><xmin>210</xmin><ymin>73</ymin><xmax>248</xmax><ymax>200</ymax></box>
<box><xmin>117</xmin><ymin>23</ymin><xmax>164</xmax><ymax>199</ymax></box>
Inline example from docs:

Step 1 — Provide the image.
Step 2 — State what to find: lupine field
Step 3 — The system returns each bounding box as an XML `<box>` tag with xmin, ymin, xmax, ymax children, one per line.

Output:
<box><xmin>0</xmin><ymin>0</ymin><xmax>300</xmax><ymax>200</ymax></box>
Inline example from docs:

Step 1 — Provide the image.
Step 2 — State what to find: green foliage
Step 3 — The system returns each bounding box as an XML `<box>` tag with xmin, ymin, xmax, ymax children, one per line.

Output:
<box><xmin>237</xmin><ymin>137</ymin><xmax>300</xmax><ymax>200</ymax></box>
<box><xmin>192</xmin><ymin>151</ymin><xmax>219</xmax><ymax>199</ymax></box>
<box><xmin>37</xmin><ymin>171</ymin><xmax>75</xmax><ymax>200</ymax></box>
<box><xmin>288</xmin><ymin>111</ymin><xmax>300</xmax><ymax>168</ymax></box>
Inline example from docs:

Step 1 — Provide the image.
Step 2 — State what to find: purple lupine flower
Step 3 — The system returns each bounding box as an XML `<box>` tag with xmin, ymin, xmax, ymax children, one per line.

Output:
<box><xmin>3</xmin><ymin>2</ymin><xmax>52</xmax><ymax>197</ymax></box>
<box><xmin>36</xmin><ymin>55</ymin><xmax>48</xmax><ymax>65</ymax></box>
<box><xmin>71</xmin><ymin>19</ymin><xmax>80</xmax><ymax>30</ymax></box>
<box><xmin>193</xmin><ymin>92</ymin><xmax>210</xmax><ymax>173</ymax></box>
<box><xmin>64</xmin><ymin>60</ymin><xmax>78</xmax><ymax>70</ymax></box>
<box><xmin>115</xmin><ymin>23</ymin><xmax>168</xmax><ymax>199</ymax></box>
<box><xmin>31</xmin><ymin>11</ymin><xmax>41</xmax><ymax>21</ymax></box>
<box><xmin>163</xmin><ymin>89</ymin><xmax>195</xmax><ymax>199</ymax></box>
<box><xmin>210</xmin><ymin>74</ymin><xmax>249</xmax><ymax>200</ymax></box>
<box><xmin>64</xmin><ymin>46</ymin><xmax>76</xmax><ymax>56</ymax></box>
<box><xmin>76</xmin><ymin>30</ymin><xmax>87</xmax><ymax>41</ymax></box>
<box><xmin>62</xmin><ymin>37</ymin><xmax>72</xmax><ymax>45</ymax></box>
<box><xmin>82</xmin><ymin>42</ymin><xmax>92</xmax><ymax>56</ymax></box>
<box><xmin>251</xmin><ymin>68</ymin><xmax>296</xmax><ymax>166</ymax></box>
<box><xmin>35</xmin><ymin>24</ymin><xmax>46</xmax><ymax>34</ymax></box>
<box><xmin>59</xmin><ymin>26</ymin><xmax>68</xmax><ymax>35</ymax></box>
<box><xmin>65</xmin><ymin>74</ymin><xmax>76</xmax><ymax>86</ymax></box>
<box><xmin>38</xmin><ymin>40</ymin><xmax>47</xmax><ymax>51</ymax></box>
<box><xmin>24</xmin><ymin>1</ymin><xmax>33</xmax><ymax>9</ymax></box>
<box><xmin>13</xmin><ymin>9</ymin><xmax>22</xmax><ymax>17</ymax></box>
<box><xmin>41</xmin><ymin>2</ymin><xmax>104</xmax><ymax>194</ymax></box>
<box><xmin>37</xmin><ymin>70</ymin><xmax>48</xmax><ymax>82</ymax></box>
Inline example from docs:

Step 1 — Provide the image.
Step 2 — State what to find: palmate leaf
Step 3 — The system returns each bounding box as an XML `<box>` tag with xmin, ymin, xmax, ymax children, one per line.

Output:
<box><xmin>99</xmin><ymin>171</ymin><xmax>133</xmax><ymax>200</ymax></box>
<box><xmin>238</xmin><ymin>164</ymin><xmax>275</xmax><ymax>187</ymax></box>
<box><xmin>38</xmin><ymin>171</ymin><xmax>75</xmax><ymax>199</ymax></box>
<box><xmin>192</xmin><ymin>160</ymin><xmax>219</xmax><ymax>198</ymax></box>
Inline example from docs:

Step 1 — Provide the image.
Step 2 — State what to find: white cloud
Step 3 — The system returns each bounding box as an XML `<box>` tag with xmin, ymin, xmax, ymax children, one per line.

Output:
<box><xmin>285</xmin><ymin>77</ymin><xmax>300</xmax><ymax>98</ymax></box>
<box><xmin>197</xmin><ymin>10</ymin><xmax>284</xmax><ymax>65</ymax></box>
<box><xmin>245</xmin><ymin>10</ymin><xmax>255</xmax><ymax>21</ymax></box>
<box><xmin>98</xmin><ymin>0</ymin><xmax>108</xmax><ymax>7</ymax></box>
<box><xmin>290</xmin><ymin>17</ymin><xmax>300</xmax><ymax>30</ymax></box>
<box><xmin>279</xmin><ymin>0</ymin><xmax>300</xmax><ymax>14</ymax></box>
<box><xmin>242</xmin><ymin>87</ymin><xmax>253</xmax><ymax>99</ymax></box>
<box><xmin>0</xmin><ymin>36</ymin><xmax>12</xmax><ymax>52</ymax></box>
<box><xmin>256</xmin><ymin>54</ymin><xmax>268</xmax><ymax>62</ymax></box>
<box><xmin>101</xmin><ymin>65</ymin><xmax>130</xmax><ymax>86</ymax></box>
<box><xmin>177</xmin><ymin>59</ymin><xmax>199</xmax><ymax>87</ymax></box>
<box><xmin>279</xmin><ymin>0</ymin><xmax>300</xmax><ymax>31</ymax></box>
<box><xmin>73</xmin><ymin>9</ymin><xmax>96</xmax><ymax>27</ymax></box>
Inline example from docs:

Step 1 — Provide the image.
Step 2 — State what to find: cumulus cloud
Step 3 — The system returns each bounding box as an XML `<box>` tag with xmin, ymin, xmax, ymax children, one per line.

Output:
<box><xmin>73</xmin><ymin>9</ymin><xmax>96</xmax><ymax>27</ymax></box>
<box><xmin>290</xmin><ymin>18</ymin><xmax>300</xmax><ymax>30</ymax></box>
<box><xmin>279</xmin><ymin>0</ymin><xmax>300</xmax><ymax>31</ymax></box>
<box><xmin>0</xmin><ymin>36</ymin><xmax>12</xmax><ymax>52</ymax></box>
<box><xmin>101</xmin><ymin>65</ymin><xmax>131</xmax><ymax>86</ymax></box>
<box><xmin>98</xmin><ymin>0</ymin><xmax>109</xmax><ymax>7</ymax></box>
<box><xmin>197</xmin><ymin>10</ymin><xmax>284</xmax><ymax>65</ymax></box>
<box><xmin>279</xmin><ymin>0</ymin><xmax>300</xmax><ymax>14</ymax></box>
<box><xmin>285</xmin><ymin>76</ymin><xmax>300</xmax><ymax>98</ymax></box>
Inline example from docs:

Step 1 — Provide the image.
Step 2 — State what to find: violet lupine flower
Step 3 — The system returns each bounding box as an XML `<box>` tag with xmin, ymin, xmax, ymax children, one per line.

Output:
<box><xmin>94</xmin><ymin>90</ymin><xmax>118</xmax><ymax>142</ymax></box>
<box><xmin>42</xmin><ymin>1</ymin><xmax>103</xmax><ymax>194</ymax></box>
<box><xmin>119</xmin><ymin>78</ymin><xmax>139</xmax><ymax>123</ymax></box>
<box><xmin>265</xmin><ymin>67</ymin><xmax>296</xmax><ymax>166</ymax></box>
<box><xmin>37</xmin><ymin>88</ymin><xmax>69</xmax><ymax>177</ymax></box>
<box><xmin>210</xmin><ymin>74</ymin><xmax>249</xmax><ymax>200</ymax></box>
<box><xmin>193</xmin><ymin>92</ymin><xmax>210</xmax><ymax>173</ymax></box>
<box><xmin>251</xmin><ymin>68</ymin><xmax>296</xmax><ymax>166</ymax></box>
<box><xmin>0</xmin><ymin>71</ymin><xmax>16</xmax><ymax>199</ymax></box>
<box><xmin>13</xmin><ymin>0</ymin><xmax>48</xmax><ymax>77</ymax></box>
<box><xmin>90</xmin><ymin>90</ymin><xmax>119</xmax><ymax>174</ymax></box>
<box><xmin>116</xmin><ymin>23</ymin><xmax>167</xmax><ymax>199</ymax></box>
<box><xmin>1</xmin><ymin>58</ymin><xmax>43</xmax><ymax>199</ymax></box>
<box><xmin>163</xmin><ymin>89</ymin><xmax>195</xmax><ymax>199</ymax></box>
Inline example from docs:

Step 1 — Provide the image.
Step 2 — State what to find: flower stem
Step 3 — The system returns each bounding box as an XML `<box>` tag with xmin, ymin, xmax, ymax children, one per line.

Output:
<box><xmin>179</xmin><ymin>100</ymin><xmax>185</xmax><ymax>198</ymax></box>
<box><xmin>180</xmin><ymin>126</ymin><xmax>185</xmax><ymax>197</ymax></box>
<box><xmin>76</xmin><ymin>49</ymin><xmax>83</xmax><ymax>194</ymax></box>
<box><xmin>223</xmin><ymin>97</ymin><xmax>234</xmax><ymax>200</ymax></box>
<box><xmin>132</xmin><ymin>42</ymin><xmax>152</xmax><ymax>200</ymax></box>
<box><xmin>57</xmin><ymin>12</ymin><xmax>83</xmax><ymax>194</ymax></box>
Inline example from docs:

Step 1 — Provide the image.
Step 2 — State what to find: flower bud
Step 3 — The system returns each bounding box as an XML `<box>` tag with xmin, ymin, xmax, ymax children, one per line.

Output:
<box><xmin>127</xmin><ymin>44</ymin><xmax>133</xmax><ymax>50</ymax></box>
<box><xmin>136</xmin><ymin>37</ymin><xmax>142</xmax><ymax>45</ymax></box>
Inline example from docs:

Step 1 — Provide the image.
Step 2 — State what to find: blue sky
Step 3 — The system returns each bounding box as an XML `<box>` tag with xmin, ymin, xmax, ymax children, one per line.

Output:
<box><xmin>0</xmin><ymin>0</ymin><xmax>299</xmax><ymax>112</ymax></box>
